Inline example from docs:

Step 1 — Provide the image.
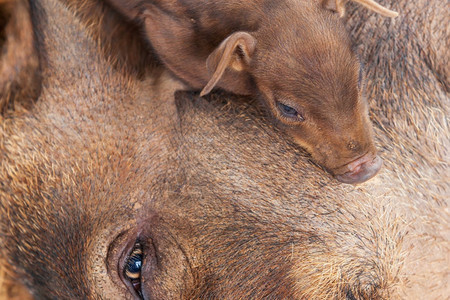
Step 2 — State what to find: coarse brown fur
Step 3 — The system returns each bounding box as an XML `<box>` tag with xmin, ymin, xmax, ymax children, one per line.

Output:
<box><xmin>345</xmin><ymin>0</ymin><xmax>449</xmax><ymax>297</ymax></box>
<box><xmin>0</xmin><ymin>258</ymin><xmax>33</xmax><ymax>300</ymax></box>
<box><xmin>62</xmin><ymin>0</ymin><xmax>159</xmax><ymax>78</ymax></box>
<box><xmin>0</xmin><ymin>0</ymin><xmax>40</xmax><ymax>113</ymax></box>
<box><xmin>104</xmin><ymin>0</ymin><xmax>398</xmax><ymax>183</ymax></box>
<box><xmin>0</xmin><ymin>0</ymin><xmax>448</xmax><ymax>299</ymax></box>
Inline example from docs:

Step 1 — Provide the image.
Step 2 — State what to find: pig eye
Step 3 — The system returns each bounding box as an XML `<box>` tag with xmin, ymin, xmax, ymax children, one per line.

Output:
<box><xmin>124</xmin><ymin>242</ymin><xmax>143</xmax><ymax>297</ymax></box>
<box><xmin>276</xmin><ymin>101</ymin><xmax>305</xmax><ymax>122</ymax></box>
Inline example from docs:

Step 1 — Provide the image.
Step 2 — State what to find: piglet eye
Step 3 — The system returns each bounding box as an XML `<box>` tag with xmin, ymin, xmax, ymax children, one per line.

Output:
<box><xmin>276</xmin><ymin>102</ymin><xmax>305</xmax><ymax>121</ymax></box>
<box><xmin>124</xmin><ymin>242</ymin><xmax>143</xmax><ymax>297</ymax></box>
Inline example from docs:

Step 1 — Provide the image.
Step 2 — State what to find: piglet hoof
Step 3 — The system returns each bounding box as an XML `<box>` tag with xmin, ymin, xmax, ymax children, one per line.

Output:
<box><xmin>335</xmin><ymin>154</ymin><xmax>383</xmax><ymax>184</ymax></box>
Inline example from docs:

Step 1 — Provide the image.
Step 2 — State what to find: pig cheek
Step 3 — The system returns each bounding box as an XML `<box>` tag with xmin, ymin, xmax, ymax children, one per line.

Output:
<box><xmin>288</xmin><ymin>128</ymin><xmax>341</xmax><ymax>172</ymax></box>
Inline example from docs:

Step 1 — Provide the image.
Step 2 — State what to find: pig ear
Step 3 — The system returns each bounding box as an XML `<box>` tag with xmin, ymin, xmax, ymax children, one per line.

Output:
<box><xmin>322</xmin><ymin>0</ymin><xmax>398</xmax><ymax>18</ymax></box>
<box><xmin>0</xmin><ymin>0</ymin><xmax>40</xmax><ymax>113</ymax></box>
<box><xmin>200</xmin><ymin>32</ymin><xmax>256</xmax><ymax>97</ymax></box>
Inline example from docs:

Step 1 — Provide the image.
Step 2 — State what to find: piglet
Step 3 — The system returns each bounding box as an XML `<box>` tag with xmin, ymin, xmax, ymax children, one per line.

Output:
<box><xmin>105</xmin><ymin>0</ymin><xmax>398</xmax><ymax>184</ymax></box>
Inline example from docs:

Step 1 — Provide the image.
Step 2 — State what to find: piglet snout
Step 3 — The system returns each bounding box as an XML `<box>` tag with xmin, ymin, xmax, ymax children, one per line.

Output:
<box><xmin>335</xmin><ymin>153</ymin><xmax>382</xmax><ymax>184</ymax></box>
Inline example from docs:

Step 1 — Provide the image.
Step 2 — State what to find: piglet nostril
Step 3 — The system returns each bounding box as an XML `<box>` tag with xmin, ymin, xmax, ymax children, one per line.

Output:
<box><xmin>346</xmin><ymin>153</ymin><xmax>371</xmax><ymax>173</ymax></box>
<box><xmin>347</xmin><ymin>140</ymin><xmax>360</xmax><ymax>152</ymax></box>
<box><xmin>335</xmin><ymin>154</ymin><xmax>382</xmax><ymax>184</ymax></box>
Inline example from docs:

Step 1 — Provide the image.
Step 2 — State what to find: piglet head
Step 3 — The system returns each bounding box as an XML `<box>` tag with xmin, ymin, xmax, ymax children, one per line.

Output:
<box><xmin>200</xmin><ymin>16</ymin><xmax>383</xmax><ymax>184</ymax></box>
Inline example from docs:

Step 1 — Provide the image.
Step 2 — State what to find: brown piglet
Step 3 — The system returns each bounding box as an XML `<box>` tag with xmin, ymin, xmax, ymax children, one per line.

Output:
<box><xmin>104</xmin><ymin>0</ymin><xmax>398</xmax><ymax>184</ymax></box>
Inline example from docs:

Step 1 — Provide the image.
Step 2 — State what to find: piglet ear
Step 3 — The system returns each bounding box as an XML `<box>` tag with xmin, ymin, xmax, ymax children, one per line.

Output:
<box><xmin>322</xmin><ymin>0</ymin><xmax>398</xmax><ymax>18</ymax></box>
<box><xmin>200</xmin><ymin>32</ymin><xmax>256</xmax><ymax>97</ymax></box>
<box><xmin>0</xmin><ymin>0</ymin><xmax>40</xmax><ymax>113</ymax></box>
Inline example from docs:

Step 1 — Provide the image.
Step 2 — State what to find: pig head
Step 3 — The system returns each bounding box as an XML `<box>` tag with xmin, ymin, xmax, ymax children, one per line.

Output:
<box><xmin>0</xmin><ymin>0</ymin><xmax>399</xmax><ymax>298</ymax></box>
<box><xmin>0</xmin><ymin>0</ymin><xmax>448</xmax><ymax>299</ymax></box>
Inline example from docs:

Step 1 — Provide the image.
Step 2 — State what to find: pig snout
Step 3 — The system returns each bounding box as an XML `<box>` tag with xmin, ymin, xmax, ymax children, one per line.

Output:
<box><xmin>335</xmin><ymin>153</ymin><xmax>383</xmax><ymax>184</ymax></box>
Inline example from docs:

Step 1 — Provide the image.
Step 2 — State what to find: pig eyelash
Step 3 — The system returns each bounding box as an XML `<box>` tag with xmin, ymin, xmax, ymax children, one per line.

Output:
<box><xmin>276</xmin><ymin>101</ymin><xmax>305</xmax><ymax>122</ymax></box>
<box><xmin>124</xmin><ymin>242</ymin><xmax>144</xmax><ymax>298</ymax></box>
